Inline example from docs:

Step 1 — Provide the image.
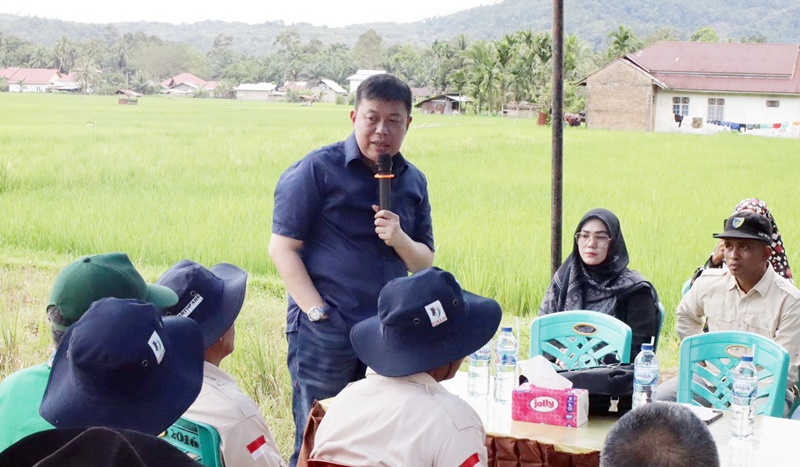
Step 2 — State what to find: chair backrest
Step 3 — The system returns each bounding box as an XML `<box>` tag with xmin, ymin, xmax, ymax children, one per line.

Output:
<box><xmin>529</xmin><ymin>310</ymin><xmax>633</xmax><ymax>368</ymax></box>
<box><xmin>677</xmin><ymin>331</ymin><xmax>789</xmax><ymax>417</ymax></box>
<box><xmin>161</xmin><ymin>417</ymin><xmax>223</xmax><ymax>467</ymax></box>
<box><xmin>681</xmin><ymin>279</ymin><xmax>692</xmax><ymax>296</ymax></box>
<box><xmin>654</xmin><ymin>302</ymin><xmax>666</xmax><ymax>350</ymax></box>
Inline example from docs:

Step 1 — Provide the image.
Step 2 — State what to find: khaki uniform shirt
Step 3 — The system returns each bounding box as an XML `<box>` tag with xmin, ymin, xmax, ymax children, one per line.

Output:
<box><xmin>184</xmin><ymin>362</ymin><xmax>285</xmax><ymax>467</ymax></box>
<box><xmin>312</xmin><ymin>370</ymin><xmax>487</xmax><ymax>467</ymax></box>
<box><xmin>676</xmin><ymin>265</ymin><xmax>800</xmax><ymax>387</ymax></box>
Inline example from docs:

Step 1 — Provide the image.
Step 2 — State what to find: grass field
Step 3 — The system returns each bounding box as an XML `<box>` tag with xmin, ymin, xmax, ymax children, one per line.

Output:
<box><xmin>1</xmin><ymin>92</ymin><xmax>798</xmax><ymax>457</ymax></box>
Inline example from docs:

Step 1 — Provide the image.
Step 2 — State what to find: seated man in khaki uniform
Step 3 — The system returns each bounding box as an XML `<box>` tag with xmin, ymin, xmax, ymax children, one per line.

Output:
<box><xmin>311</xmin><ymin>267</ymin><xmax>502</xmax><ymax>466</ymax></box>
<box><xmin>655</xmin><ymin>211</ymin><xmax>800</xmax><ymax>412</ymax></box>
<box><xmin>158</xmin><ymin>260</ymin><xmax>286</xmax><ymax>467</ymax></box>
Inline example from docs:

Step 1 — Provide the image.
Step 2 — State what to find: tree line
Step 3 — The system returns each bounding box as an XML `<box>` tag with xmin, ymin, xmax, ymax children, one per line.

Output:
<box><xmin>0</xmin><ymin>24</ymin><xmax>767</xmax><ymax>115</ymax></box>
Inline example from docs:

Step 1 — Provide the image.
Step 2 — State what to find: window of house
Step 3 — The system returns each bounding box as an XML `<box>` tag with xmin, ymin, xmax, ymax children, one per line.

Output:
<box><xmin>766</xmin><ymin>100</ymin><xmax>780</xmax><ymax>108</ymax></box>
<box><xmin>672</xmin><ymin>96</ymin><xmax>689</xmax><ymax>116</ymax></box>
<box><xmin>707</xmin><ymin>98</ymin><xmax>725</xmax><ymax>121</ymax></box>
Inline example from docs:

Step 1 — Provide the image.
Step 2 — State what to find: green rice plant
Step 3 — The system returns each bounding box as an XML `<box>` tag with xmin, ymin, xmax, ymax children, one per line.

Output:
<box><xmin>1</xmin><ymin>92</ymin><xmax>798</xmax><ymax>453</ymax></box>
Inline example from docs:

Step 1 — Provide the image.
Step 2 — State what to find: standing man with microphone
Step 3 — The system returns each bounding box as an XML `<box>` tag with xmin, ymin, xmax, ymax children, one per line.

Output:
<box><xmin>269</xmin><ymin>73</ymin><xmax>434</xmax><ymax>467</ymax></box>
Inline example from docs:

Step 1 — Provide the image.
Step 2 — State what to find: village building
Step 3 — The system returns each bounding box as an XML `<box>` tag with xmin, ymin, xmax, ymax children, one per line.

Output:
<box><xmin>580</xmin><ymin>42</ymin><xmax>800</xmax><ymax>138</ymax></box>
<box><xmin>411</xmin><ymin>86</ymin><xmax>434</xmax><ymax>102</ymax></box>
<box><xmin>161</xmin><ymin>73</ymin><xmax>218</xmax><ymax>96</ymax></box>
<box><xmin>415</xmin><ymin>94</ymin><xmax>473</xmax><ymax>115</ymax></box>
<box><xmin>345</xmin><ymin>69</ymin><xmax>386</xmax><ymax>94</ymax></box>
<box><xmin>281</xmin><ymin>79</ymin><xmax>347</xmax><ymax>103</ymax></box>
<box><xmin>0</xmin><ymin>67</ymin><xmax>78</xmax><ymax>93</ymax></box>
<box><xmin>234</xmin><ymin>82</ymin><xmax>280</xmax><ymax>101</ymax></box>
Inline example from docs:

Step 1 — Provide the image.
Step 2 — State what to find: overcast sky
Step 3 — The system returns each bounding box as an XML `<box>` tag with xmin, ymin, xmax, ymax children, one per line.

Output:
<box><xmin>0</xmin><ymin>0</ymin><xmax>499</xmax><ymax>28</ymax></box>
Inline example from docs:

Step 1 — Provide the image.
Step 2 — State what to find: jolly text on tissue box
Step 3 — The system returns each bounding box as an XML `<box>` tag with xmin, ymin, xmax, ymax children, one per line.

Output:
<box><xmin>511</xmin><ymin>356</ymin><xmax>588</xmax><ymax>427</ymax></box>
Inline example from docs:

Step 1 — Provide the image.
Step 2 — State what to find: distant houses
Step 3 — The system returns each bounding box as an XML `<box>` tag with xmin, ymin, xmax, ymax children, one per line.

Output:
<box><xmin>282</xmin><ymin>79</ymin><xmax>348</xmax><ymax>103</ymax></box>
<box><xmin>0</xmin><ymin>67</ymin><xmax>78</xmax><ymax>92</ymax></box>
<box><xmin>415</xmin><ymin>94</ymin><xmax>472</xmax><ymax>115</ymax></box>
<box><xmin>0</xmin><ymin>67</ymin><xmax>482</xmax><ymax>114</ymax></box>
<box><xmin>580</xmin><ymin>41</ymin><xmax>800</xmax><ymax>138</ymax></box>
<box><xmin>161</xmin><ymin>73</ymin><xmax>218</xmax><ymax>95</ymax></box>
<box><xmin>346</xmin><ymin>69</ymin><xmax>386</xmax><ymax>93</ymax></box>
<box><xmin>233</xmin><ymin>82</ymin><xmax>279</xmax><ymax>101</ymax></box>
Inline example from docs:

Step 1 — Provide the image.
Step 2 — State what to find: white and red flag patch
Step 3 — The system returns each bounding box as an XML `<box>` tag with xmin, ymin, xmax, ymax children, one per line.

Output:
<box><xmin>458</xmin><ymin>453</ymin><xmax>481</xmax><ymax>467</ymax></box>
<box><xmin>246</xmin><ymin>435</ymin><xmax>269</xmax><ymax>460</ymax></box>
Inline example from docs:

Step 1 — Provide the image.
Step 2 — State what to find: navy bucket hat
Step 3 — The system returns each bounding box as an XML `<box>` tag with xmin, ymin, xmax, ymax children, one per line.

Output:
<box><xmin>39</xmin><ymin>298</ymin><xmax>204</xmax><ymax>435</ymax></box>
<box><xmin>156</xmin><ymin>260</ymin><xmax>248</xmax><ymax>349</ymax></box>
<box><xmin>350</xmin><ymin>267</ymin><xmax>502</xmax><ymax>377</ymax></box>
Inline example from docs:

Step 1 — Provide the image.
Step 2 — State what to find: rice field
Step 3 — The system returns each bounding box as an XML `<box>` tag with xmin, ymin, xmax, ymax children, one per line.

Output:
<box><xmin>1</xmin><ymin>92</ymin><xmax>798</xmax><ymax>457</ymax></box>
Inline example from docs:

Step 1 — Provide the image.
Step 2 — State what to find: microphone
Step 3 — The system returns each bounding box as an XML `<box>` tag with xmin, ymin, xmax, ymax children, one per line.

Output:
<box><xmin>375</xmin><ymin>153</ymin><xmax>394</xmax><ymax>211</ymax></box>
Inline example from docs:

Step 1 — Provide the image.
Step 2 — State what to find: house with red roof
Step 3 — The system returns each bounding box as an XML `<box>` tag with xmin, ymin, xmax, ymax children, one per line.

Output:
<box><xmin>0</xmin><ymin>67</ymin><xmax>72</xmax><ymax>93</ymax></box>
<box><xmin>580</xmin><ymin>42</ymin><xmax>800</xmax><ymax>138</ymax></box>
<box><xmin>161</xmin><ymin>73</ymin><xmax>219</xmax><ymax>96</ymax></box>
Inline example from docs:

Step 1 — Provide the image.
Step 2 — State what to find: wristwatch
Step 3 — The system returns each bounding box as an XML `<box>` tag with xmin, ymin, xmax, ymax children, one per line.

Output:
<box><xmin>308</xmin><ymin>306</ymin><xmax>327</xmax><ymax>322</ymax></box>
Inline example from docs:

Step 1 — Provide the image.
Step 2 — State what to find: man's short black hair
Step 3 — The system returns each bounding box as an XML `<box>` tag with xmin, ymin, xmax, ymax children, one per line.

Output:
<box><xmin>354</xmin><ymin>74</ymin><xmax>412</xmax><ymax>116</ymax></box>
<box><xmin>601</xmin><ymin>403</ymin><xmax>720</xmax><ymax>467</ymax></box>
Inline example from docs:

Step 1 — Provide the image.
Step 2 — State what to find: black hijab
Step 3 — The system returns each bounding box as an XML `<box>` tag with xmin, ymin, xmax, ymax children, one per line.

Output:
<box><xmin>539</xmin><ymin>208</ymin><xmax>654</xmax><ymax>316</ymax></box>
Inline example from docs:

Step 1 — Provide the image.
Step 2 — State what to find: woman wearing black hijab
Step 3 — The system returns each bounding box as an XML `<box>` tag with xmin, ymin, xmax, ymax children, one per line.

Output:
<box><xmin>538</xmin><ymin>208</ymin><xmax>660</xmax><ymax>356</ymax></box>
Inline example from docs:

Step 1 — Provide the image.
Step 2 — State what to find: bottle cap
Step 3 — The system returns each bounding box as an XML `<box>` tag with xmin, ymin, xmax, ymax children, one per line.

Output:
<box><xmin>641</xmin><ymin>343</ymin><xmax>654</xmax><ymax>351</ymax></box>
<box><xmin>742</xmin><ymin>355</ymin><xmax>753</xmax><ymax>362</ymax></box>
<box><xmin>501</xmin><ymin>326</ymin><xmax>512</xmax><ymax>332</ymax></box>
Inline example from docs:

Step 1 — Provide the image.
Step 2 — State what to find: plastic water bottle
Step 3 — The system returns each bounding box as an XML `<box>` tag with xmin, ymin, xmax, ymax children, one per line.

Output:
<box><xmin>493</xmin><ymin>327</ymin><xmax>517</xmax><ymax>404</ymax></box>
<box><xmin>468</xmin><ymin>341</ymin><xmax>491</xmax><ymax>398</ymax></box>
<box><xmin>730</xmin><ymin>355</ymin><xmax>757</xmax><ymax>439</ymax></box>
<box><xmin>633</xmin><ymin>342</ymin><xmax>659</xmax><ymax>409</ymax></box>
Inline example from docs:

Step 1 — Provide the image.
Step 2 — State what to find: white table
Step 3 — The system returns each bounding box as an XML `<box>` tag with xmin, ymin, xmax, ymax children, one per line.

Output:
<box><xmin>441</xmin><ymin>371</ymin><xmax>800</xmax><ymax>466</ymax></box>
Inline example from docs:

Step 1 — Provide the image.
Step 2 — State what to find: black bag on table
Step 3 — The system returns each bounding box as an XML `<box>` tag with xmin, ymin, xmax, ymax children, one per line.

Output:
<box><xmin>558</xmin><ymin>364</ymin><xmax>634</xmax><ymax>416</ymax></box>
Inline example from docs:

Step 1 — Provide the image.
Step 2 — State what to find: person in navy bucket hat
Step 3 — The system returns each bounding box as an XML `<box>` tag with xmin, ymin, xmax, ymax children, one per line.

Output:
<box><xmin>310</xmin><ymin>267</ymin><xmax>501</xmax><ymax>466</ymax></box>
<box><xmin>156</xmin><ymin>260</ymin><xmax>248</xmax><ymax>349</ymax></box>
<box><xmin>156</xmin><ymin>260</ymin><xmax>286</xmax><ymax>467</ymax></box>
<box><xmin>39</xmin><ymin>298</ymin><xmax>204</xmax><ymax>435</ymax></box>
<box><xmin>351</xmin><ymin>267</ymin><xmax>502</xmax><ymax>377</ymax></box>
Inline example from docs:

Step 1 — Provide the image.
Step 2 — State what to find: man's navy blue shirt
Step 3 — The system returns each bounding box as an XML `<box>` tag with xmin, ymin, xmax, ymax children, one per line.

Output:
<box><xmin>272</xmin><ymin>133</ymin><xmax>434</xmax><ymax>332</ymax></box>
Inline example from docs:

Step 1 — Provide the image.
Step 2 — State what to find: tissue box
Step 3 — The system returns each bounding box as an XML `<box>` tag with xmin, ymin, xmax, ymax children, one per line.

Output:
<box><xmin>511</xmin><ymin>383</ymin><xmax>588</xmax><ymax>427</ymax></box>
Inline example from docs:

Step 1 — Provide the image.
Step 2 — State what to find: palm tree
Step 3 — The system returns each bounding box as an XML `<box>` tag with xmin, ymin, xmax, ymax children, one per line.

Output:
<box><xmin>462</xmin><ymin>41</ymin><xmax>497</xmax><ymax>114</ymax></box>
<box><xmin>54</xmin><ymin>35</ymin><xmax>77</xmax><ymax>73</ymax></box>
<box><xmin>494</xmin><ymin>34</ymin><xmax>516</xmax><ymax>112</ymax></box>
<box><xmin>72</xmin><ymin>59</ymin><xmax>101</xmax><ymax>94</ymax></box>
<box><xmin>607</xmin><ymin>25</ymin><xmax>642</xmax><ymax>59</ymax></box>
<box><xmin>27</xmin><ymin>45</ymin><xmax>54</xmax><ymax>68</ymax></box>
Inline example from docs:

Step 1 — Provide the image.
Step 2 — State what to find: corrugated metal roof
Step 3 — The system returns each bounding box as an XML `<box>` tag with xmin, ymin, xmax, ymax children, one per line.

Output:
<box><xmin>625</xmin><ymin>42</ymin><xmax>800</xmax><ymax>94</ymax></box>
<box><xmin>320</xmin><ymin>79</ymin><xmax>347</xmax><ymax>93</ymax></box>
<box><xmin>234</xmin><ymin>83</ymin><xmax>277</xmax><ymax>91</ymax></box>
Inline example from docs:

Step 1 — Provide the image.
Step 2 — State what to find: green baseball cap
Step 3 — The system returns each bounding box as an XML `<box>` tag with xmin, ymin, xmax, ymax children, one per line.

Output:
<box><xmin>48</xmin><ymin>253</ymin><xmax>179</xmax><ymax>330</ymax></box>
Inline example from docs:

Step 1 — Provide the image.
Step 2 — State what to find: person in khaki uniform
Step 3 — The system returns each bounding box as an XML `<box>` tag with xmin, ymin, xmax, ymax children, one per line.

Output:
<box><xmin>655</xmin><ymin>211</ymin><xmax>800</xmax><ymax>412</ymax></box>
<box><xmin>311</xmin><ymin>267</ymin><xmax>501</xmax><ymax>467</ymax></box>
<box><xmin>158</xmin><ymin>260</ymin><xmax>286</xmax><ymax>467</ymax></box>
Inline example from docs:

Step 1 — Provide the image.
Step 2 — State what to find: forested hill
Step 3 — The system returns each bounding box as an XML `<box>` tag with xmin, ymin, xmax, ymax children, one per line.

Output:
<box><xmin>1</xmin><ymin>0</ymin><xmax>798</xmax><ymax>54</ymax></box>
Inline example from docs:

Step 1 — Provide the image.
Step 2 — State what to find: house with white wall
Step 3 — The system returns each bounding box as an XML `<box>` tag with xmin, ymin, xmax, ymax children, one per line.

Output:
<box><xmin>580</xmin><ymin>42</ymin><xmax>800</xmax><ymax>138</ymax></box>
<box><xmin>346</xmin><ymin>69</ymin><xmax>386</xmax><ymax>94</ymax></box>
<box><xmin>0</xmin><ymin>67</ymin><xmax>66</xmax><ymax>92</ymax></box>
<box><xmin>234</xmin><ymin>82</ymin><xmax>279</xmax><ymax>101</ymax></box>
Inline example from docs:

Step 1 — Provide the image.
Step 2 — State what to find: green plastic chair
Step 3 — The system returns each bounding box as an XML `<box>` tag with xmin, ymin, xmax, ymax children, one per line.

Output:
<box><xmin>161</xmin><ymin>417</ymin><xmax>223</xmax><ymax>467</ymax></box>
<box><xmin>681</xmin><ymin>279</ymin><xmax>692</xmax><ymax>296</ymax></box>
<box><xmin>677</xmin><ymin>331</ymin><xmax>789</xmax><ymax>418</ymax></box>
<box><xmin>529</xmin><ymin>310</ymin><xmax>633</xmax><ymax>368</ymax></box>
